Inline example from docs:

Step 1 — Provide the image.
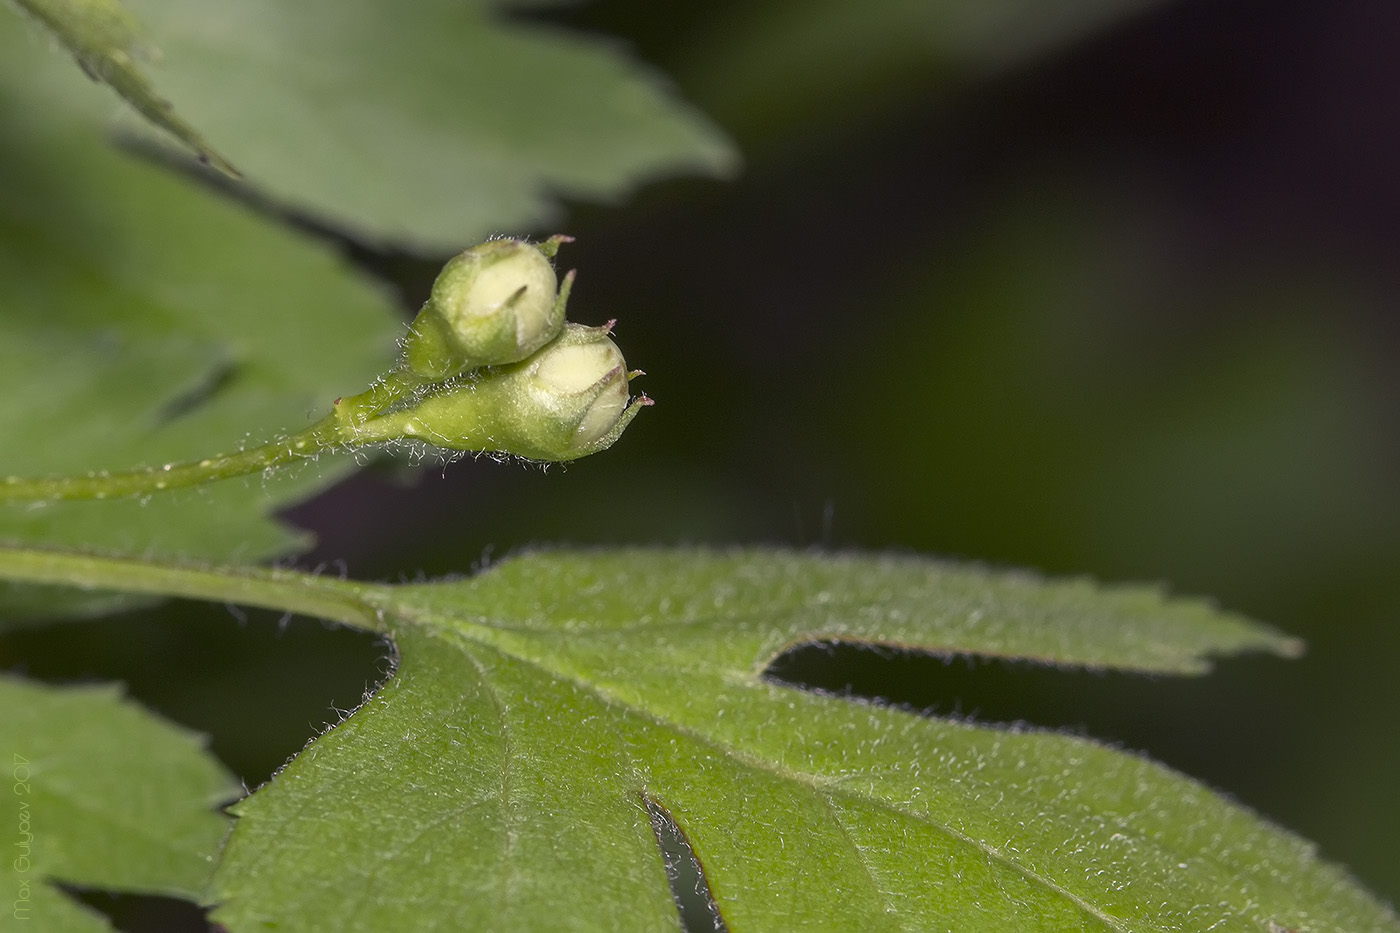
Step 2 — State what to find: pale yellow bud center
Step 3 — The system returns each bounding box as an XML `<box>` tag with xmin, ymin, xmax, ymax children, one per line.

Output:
<box><xmin>535</xmin><ymin>343</ymin><xmax>617</xmax><ymax>394</ymax></box>
<box><xmin>533</xmin><ymin>340</ymin><xmax>629</xmax><ymax>447</ymax></box>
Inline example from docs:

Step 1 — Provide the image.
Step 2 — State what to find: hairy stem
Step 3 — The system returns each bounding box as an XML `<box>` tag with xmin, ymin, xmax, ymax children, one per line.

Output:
<box><xmin>0</xmin><ymin>370</ymin><xmax>439</xmax><ymax>505</ymax></box>
<box><xmin>0</xmin><ymin>545</ymin><xmax>384</xmax><ymax>631</ymax></box>
<box><xmin>0</xmin><ymin>415</ymin><xmax>348</xmax><ymax>504</ymax></box>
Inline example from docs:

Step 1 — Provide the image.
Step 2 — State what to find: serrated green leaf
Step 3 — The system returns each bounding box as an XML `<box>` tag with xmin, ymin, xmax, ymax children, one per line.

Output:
<box><xmin>2</xmin><ymin>0</ymin><xmax>738</xmax><ymax>251</ymax></box>
<box><xmin>0</xmin><ymin>676</ymin><xmax>238</xmax><ymax>930</ymax></box>
<box><xmin>210</xmin><ymin>549</ymin><xmax>1393</xmax><ymax>932</ymax></box>
<box><xmin>0</xmin><ymin>71</ymin><xmax>401</xmax><ymax>622</ymax></box>
<box><xmin>5</xmin><ymin>0</ymin><xmax>236</xmax><ymax>174</ymax></box>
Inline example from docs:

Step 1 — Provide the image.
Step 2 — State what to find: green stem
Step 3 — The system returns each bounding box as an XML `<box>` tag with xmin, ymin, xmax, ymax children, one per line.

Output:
<box><xmin>0</xmin><ymin>370</ymin><xmax>436</xmax><ymax>505</ymax></box>
<box><xmin>0</xmin><ymin>545</ymin><xmax>385</xmax><ymax>632</ymax></box>
<box><xmin>0</xmin><ymin>416</ymin><xmax>344</xmax><ymax>504</ymax></box>
<box><xmin>333</xmin><ymin>370</ymin><xmax>432</xmax><ymax>426</ymax></box>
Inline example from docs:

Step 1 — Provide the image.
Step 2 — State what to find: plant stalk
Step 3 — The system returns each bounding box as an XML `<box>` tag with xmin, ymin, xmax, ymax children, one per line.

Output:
<box><xmin>0</xmin><ymin>545</ymin><xmax>385</xmax><ymax>632</ymax></box>
<box><xmin>0</xmin><ymin>377</ymin><xmax>420</xmax><ymax>505</ymax></box>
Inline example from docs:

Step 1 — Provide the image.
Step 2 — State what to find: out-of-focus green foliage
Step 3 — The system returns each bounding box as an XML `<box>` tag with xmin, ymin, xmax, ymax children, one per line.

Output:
<box><xmin>659</xmin><ymin>0</ymin><xmax>1169</xmax><ymax>143</ymax></box>
<box><xmin>0</xmin><ymin>676</ymin><xmax>236</xmax><ymax>931</ymax></box>
<box><xmin>3</xmin><ymin>0</ymin><xmax>737</xmax><ymax>249</ymax></box>
<box><xmin>9</xmin><ymin>0</ymin><xmax>238</xmax><ymax>173</ymax></box>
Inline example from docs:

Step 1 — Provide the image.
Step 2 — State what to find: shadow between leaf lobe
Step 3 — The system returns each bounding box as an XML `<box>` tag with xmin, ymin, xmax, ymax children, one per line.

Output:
<box><xmin>642</xmin><ymin>794</ymin><xmax>728</xmax><ymax>933</ymax></box>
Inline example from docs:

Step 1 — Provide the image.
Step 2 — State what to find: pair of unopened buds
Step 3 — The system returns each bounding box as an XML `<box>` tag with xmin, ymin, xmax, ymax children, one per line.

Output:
<box><xmin>0</xmin><ymin>237</ymin><xmax>643</xmax><ymax>506</ymax></box>
<box><xmin>338</xmin><ymin>236</ymin><xmax>648</xmax><ymax>462</ymax></box>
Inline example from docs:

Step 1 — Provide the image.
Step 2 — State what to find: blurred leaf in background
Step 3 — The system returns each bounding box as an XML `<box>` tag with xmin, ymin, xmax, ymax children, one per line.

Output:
<box><xmin>0</xmin><ymin>677</ymin><xmax>236</xmax><ymax>930</ymax></box>
<box><xmin>7</xmin><ymin>0</ymin><xmax>737</xmax><ymax>249</ymax></box>
<box><xmin>9</xmin><ymin>0</ymin><xmax>238</xmax><ymax>174</ymax></box>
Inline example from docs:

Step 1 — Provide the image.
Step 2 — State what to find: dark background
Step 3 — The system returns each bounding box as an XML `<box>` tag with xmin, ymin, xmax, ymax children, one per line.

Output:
<box><xmin>11</xmin><ymin>0</ymin><xmax>1398</xmax><ymax>923</ymax></box>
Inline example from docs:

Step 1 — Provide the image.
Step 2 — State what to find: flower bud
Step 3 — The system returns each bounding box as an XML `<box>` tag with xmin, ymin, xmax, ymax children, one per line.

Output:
<box><xmin>400</xmin><ymin>237</ymin><xmax>571</xmax><ymax>378</ymax></box>
<box><xmin>359</xmin><ymin>323</ymin><xmax>649</xmax><ymax>461</ymax></box>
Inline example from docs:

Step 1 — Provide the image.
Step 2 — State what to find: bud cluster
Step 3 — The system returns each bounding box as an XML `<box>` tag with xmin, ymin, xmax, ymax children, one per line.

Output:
<box><xmin>352</xmin><ymin>237</ymin><xmax>648</xmax><ymax>462</ymax></box>
<box><xmin>0</xmin><ymin>236</ymin><xmax>647</xmax><ymax>506</ymax></box>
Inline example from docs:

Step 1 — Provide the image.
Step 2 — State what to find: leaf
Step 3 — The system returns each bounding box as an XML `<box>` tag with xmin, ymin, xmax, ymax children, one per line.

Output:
<box><xmin>5</xmin><ymin>0</ymin><xmax>236</xmax><ymax>174</ymax></box>
<box><xmin>210</xmin><ymin>549</ymin><xmax>1396</xmax><ymax>931</ymax></box>
<box><xmin>3</xmin><ymin>0</ymin><xmax>739</xmax><ymax>251</ymax></box>
<box><xmin>0</xmin><ymin>675</ymin><xmax>237</xmax><ymax>931</ymax></box>
<box><xmin>671</xmin><ymin>0</ymin><xmax>1172</xmax><ymax>144</ymax></box>
<box><xmin>0</xmin><ymin>65</ymin><xmax>401</xmax><ymax>621</ymax></box>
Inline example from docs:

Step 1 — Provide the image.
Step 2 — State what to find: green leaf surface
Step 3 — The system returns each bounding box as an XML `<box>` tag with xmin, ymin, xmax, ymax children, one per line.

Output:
<box><xmin>3</xmin><ymin>0</ymin><xmax>738</xmax><ymax>250</ymax></box>
<box><xmin>5</xmin><ymin>0</ymin><xmax>237</xmax><ymax>174</ymax></box>
<box><xmin>0</xmin><ymin>63</ymin><xmax>401</xmax><ymax>621</ymax></box>
<box><xmin>210</xmin><ymin>549</ymin><xmax>1394</xmax><ymax>931</ymax></box>
<box><xmin>0</xmin><ymin>676</ymin><xmax>237</xmax><ymax>931</ymax></box>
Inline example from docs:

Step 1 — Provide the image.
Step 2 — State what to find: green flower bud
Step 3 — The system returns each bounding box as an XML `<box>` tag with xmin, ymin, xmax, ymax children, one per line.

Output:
<box><xmin>360</xmin><ymin>323</ymin><xmax>649</xmax><ymax>461</ymax></box>
<box><xmin>400</xmin><ymin>236</ymin><xmax>573</xmax><ymax>378</ymax></box>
